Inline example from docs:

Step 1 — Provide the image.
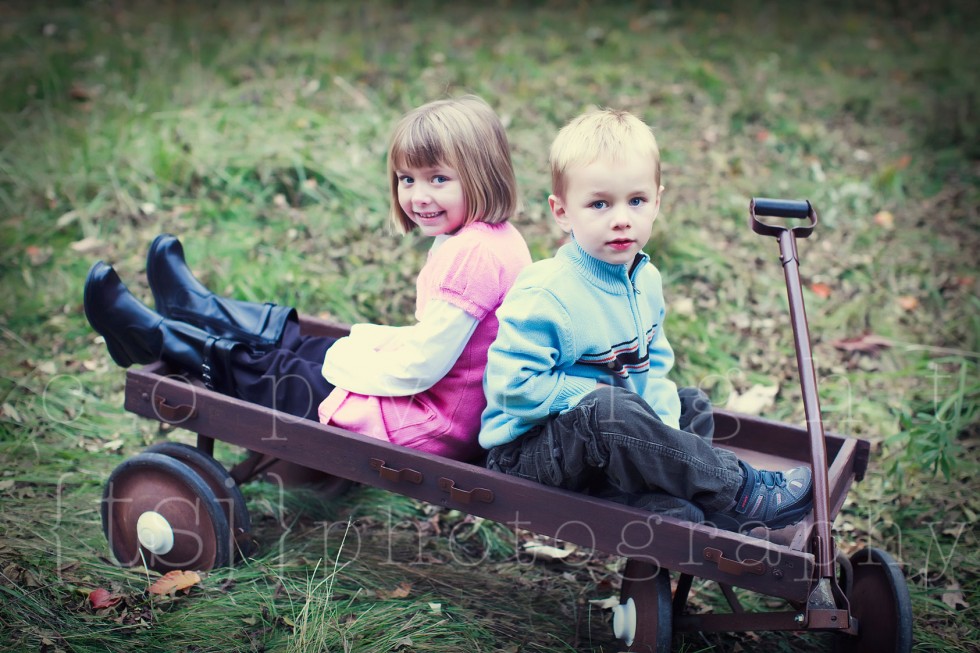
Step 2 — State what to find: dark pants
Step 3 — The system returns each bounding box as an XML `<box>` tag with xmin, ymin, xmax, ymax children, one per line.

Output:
<box><xmin>486</xmin><ymin>386</ymin><xmax>743</xmax><ymax>520</ymax></box>
<box><xmin>228</xmin><ymin>320</ymin><xmax>336</xmax><ymax>421</ymax></box>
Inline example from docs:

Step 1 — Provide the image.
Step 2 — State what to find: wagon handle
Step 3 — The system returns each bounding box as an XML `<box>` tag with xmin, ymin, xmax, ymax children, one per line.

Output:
<box><xmin>750</xmin><ymin>197</ymin><xmax>817</xmax><ymax>239</ymax></box>
<box><xmin>749</xmin><ymin>197</ymin><xmax>835</xmax><ymax>581</ymax></box>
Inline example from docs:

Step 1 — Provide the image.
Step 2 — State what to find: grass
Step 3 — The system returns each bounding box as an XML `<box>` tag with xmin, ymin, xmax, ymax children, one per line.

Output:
<box><xmin>1</xmin><ymin>0</ymin><xmax>978</xmax><ymax>651</ymax></box>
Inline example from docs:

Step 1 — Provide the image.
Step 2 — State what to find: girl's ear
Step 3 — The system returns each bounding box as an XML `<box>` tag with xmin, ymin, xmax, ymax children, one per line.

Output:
<box><xmin>549</xmin><ymin>194</ymin><xmax>573</xmax><ymax>234</ymax></box>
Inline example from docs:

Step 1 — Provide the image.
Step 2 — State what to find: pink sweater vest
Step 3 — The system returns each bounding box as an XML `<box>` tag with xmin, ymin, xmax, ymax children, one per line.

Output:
<box><xmin>318</xmin><ymin>221</ymin><xmax>530</xmax><ymax>460</ymax></box>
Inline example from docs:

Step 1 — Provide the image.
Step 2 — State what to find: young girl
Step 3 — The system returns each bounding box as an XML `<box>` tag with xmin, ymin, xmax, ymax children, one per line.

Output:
<box><xmin>84</xmin><ymin>95</ymin><xmax>532</xmax><ymax>461</ymax></box>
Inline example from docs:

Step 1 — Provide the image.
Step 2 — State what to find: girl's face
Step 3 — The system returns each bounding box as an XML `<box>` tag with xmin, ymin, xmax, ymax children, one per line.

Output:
<box><xmin>395</xmin><ymin>162</ymin><xmax>468</xmax><ymax>237</ymax></box>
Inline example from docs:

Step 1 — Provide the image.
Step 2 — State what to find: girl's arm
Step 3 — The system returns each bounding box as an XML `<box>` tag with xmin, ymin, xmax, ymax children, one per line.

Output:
<box><xmin>321</xmin><ymin>299</ymin><xmax>478</xmax><ymax>396</ymax></box>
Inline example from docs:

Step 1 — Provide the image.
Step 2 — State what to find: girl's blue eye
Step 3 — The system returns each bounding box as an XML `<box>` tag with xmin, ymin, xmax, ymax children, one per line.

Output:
<box><xmin>400</xmin><ymin>175</ymin><xmax>414</xmax><ymax>184</ymax></box>
<box><xmin>433</xmin><ymin>175</ymin><xmax>449</xmax><ymax>183</ymax></box>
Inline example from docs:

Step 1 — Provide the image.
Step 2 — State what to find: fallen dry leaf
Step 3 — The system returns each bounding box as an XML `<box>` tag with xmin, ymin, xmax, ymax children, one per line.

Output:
<box><xmin>672</xmin><ymin>296</ymin><xmax>696</xmax><ymax>317</ymax></box>
<box><xmin>588</xmin><ymin>595</ymin><xmax>621</xmax><ymax>609</ymax></box>
<box><xmin>69</xmin><ymin>236</ymin><xmax>106</xmax><ymax>254</ymax></box>
<box><xmin>26</xmin><ymin>245</ymin><xmax>52</xmax><ymax>266</ymax></box>
<box><xmin>522</xmin><ymin>542</ymin><xmax>577</xmax><ymax>561</ymax></box>
<box><xmin>376</xmin><ymin>582</ymin><xmax>412</xmax><ymax>600</ymax></box>
<box><xmin>898</xmin><ymin>295</ymin><xmax>919</xmax><ymax>311</ymax></box>
<box><xmin>942</xmin><ymin>580</ymin><xmax>969</xmax><ymax>611</ymax></box>
<box><xmin>726</xmin><ymin>384</ymin><xmax>779</xmax><ymax>416</ymax></box>
<box><xmin>1</xmin><ymin>403</ymin><xmax>23</xmax><ymax>424</ymax></box>
<box><xmin>810</xmin><ymin>282</ymin><xmax>833</xmax><ymax>299</ymax></box>
<box><xmin>148</xmin><ymin>570</ymin><xmax>201</xmax><ymax>596</ymax></box>
<box><xmin>830</xmin><ymin>333</ymin><xmax>893</xmax><ymax>353</ymax></box>
<box><xmin>873</xmin><ymin>210</ymin><xmax>895</xmax><ymax>229</ymax></box>
<box><xmin>88</xmin><ymin>587</ymin><xmax>123</xmax><ymax>609</ymax></box>
<box><xmin>69</xmin><ymin>82</ymin><xmax>91</xmax><ymax>101</ymax></box>
<box><xmin>56</xmin><ymin>210</ymin><xmax>80</xmax><ymax>229</ymax></box>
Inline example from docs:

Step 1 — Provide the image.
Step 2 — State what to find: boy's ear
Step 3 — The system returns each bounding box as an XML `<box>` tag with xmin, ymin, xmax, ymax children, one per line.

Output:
<box><xmin>652</xmin><ymin>184</ymin><xmax>665</xmax><ymax>219</ymax></box>
<box><xmin>549</xmin><ymin>194</ymin><xmax>573</xmax><ymax>233</ymax></box>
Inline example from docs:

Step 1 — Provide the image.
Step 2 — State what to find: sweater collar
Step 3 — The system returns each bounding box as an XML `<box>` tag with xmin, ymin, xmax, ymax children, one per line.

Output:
<box><xmin>429</xmin><ymin>221</ymin><xmax>508</xmax><ymax>255</ymax></box>
<box><xmin>559</xmin><ymin>237</ymin><xmax>649</xmax><ymax>294</ymax></box>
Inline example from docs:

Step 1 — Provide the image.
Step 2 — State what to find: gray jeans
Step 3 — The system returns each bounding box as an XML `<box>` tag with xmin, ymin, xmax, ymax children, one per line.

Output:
<box><xmin>486</xmin><ymin>386</ymin><xmax>743</xmax><ymax>521</ymax></box>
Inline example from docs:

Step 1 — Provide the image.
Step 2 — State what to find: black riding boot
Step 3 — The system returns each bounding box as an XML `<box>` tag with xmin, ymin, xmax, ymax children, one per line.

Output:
<box><xmin>146</xmin><ymin>234</ymin><xmax>295</xmax><ymax>351</ymax></box>
<box><xmin>84</xmin><ymin>261</ymin><xmax>241</xmax><ymax>392</ymax></box>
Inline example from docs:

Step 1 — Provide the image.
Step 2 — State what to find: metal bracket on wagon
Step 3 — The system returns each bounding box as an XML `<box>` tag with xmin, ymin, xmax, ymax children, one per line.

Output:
<box><xmin>153</xmin><ymin>395</ymin><xmax>197</xmax><ymax>422</ymax></box>
<box><xmin>369</xmin><ymin>458</ymin><xmax>423</xmax><ymax>484</ymax></box>
<box><xmin>437</xmin><ymin>478</ymin><xmax>494</xmax><ymax>504</ymax></box>
<box><xmin>703</xmin><ymin>547</ymin><xmax>766</xmax><ymax>576</ymax></box>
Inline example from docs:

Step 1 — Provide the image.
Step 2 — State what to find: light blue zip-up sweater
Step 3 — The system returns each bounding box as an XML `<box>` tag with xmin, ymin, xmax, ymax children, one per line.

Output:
<box><xmin>480</xmin><ymin>239</ymin><xmax>681</xmax><ymax>449</ymax></box>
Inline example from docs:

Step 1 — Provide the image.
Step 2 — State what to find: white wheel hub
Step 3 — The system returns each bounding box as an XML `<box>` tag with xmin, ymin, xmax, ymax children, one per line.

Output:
<box><xmin>136</xmin><ymin>511</ymin><xmax>175</xmax><ymax>555</ymax></box>
<box><xmin>612</xmin><ymin>597</ymin><xmax>637</xmax><ymax>645</ymax></box>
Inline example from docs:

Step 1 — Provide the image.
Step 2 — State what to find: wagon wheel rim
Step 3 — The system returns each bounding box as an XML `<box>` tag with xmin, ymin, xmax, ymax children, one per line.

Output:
<box><xmin>616</xmin><ymin>559</ymin><xmax>673</xmax><ymax>652</ymax></box>
<box><xmin>835</xmin><ymin>547</ymin><xmax>913</xmax><ymax>653</ymax></box>
<box><xmin>101</xmin><ymin>452</ymin><xmax>231</xmax><ymax>573</ymax></box>
<box><xmin>144</xmin><ymin>442</ymin><xmax>252</xmax><ymax>557</ymax></box>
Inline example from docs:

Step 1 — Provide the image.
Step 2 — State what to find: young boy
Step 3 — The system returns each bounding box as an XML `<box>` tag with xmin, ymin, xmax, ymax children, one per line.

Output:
<box><xmin>479</xmin><ymin>108</ymin><xmax>813</xmax><ymax>531</ymax></box>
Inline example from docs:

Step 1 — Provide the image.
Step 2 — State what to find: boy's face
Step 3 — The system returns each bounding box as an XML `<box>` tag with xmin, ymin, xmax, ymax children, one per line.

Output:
<box><xmin>549</xmin><ymin>154</ymin><xmax>663</xmax><ymax>266</ymax></box>
<box><xmin>395</xmin><ymin>162</ymin><xmax>468</xmax><ymax>237</ymax></box>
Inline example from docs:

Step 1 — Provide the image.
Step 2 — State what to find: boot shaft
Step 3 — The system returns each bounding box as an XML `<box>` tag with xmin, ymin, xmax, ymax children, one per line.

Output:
<box><xmin>147</xmin><ymin>234</ymin><xmax>295</xmax><ymax>350</ymax></box>
<box><xmin>84</xmin><ymin>260</ymin><xmax>240</xmax><ymax>392</ymax></box>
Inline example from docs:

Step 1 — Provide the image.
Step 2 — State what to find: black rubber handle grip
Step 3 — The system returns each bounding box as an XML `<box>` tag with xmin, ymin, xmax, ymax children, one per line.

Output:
<box><xmin>751</xmin><ymin>197</ymin><xmax>810</xmax><ymax>218</ymax></box>
<box><xmin>750</xmin><ymin>197</ymin><xmax>817</xmax><ymax>239</ymax></box>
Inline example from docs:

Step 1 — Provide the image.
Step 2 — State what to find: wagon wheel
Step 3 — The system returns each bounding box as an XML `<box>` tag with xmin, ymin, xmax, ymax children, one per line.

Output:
<box><xmin>101</xmin><ymin>453</ymin><xmax>231</xmax><ymax>573</ymax></box>
<box><xmin>613</xmin><ymin>559</ymin><xmax>673</xmax><ymax>652</ymax></box>
<box><xmin>144</xmin><ymin>442</ymin><xmax>254</xmax><ymax>558</ymax></box>
<box><xmin>834</xmin><ymin>547</ymin><xmax>913</xmax><ymax>653</ymax></box>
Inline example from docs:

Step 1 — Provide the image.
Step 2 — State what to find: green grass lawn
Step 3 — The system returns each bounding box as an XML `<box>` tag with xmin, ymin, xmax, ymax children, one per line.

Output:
<box><xmin>1</xmin><ymin>1</ymin><xmax>977</xmax><ymax>651</ymax></box>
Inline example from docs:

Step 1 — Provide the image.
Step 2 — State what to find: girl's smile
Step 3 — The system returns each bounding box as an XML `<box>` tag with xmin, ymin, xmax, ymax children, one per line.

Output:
<box><xmin>414</xmin><ymin>209</ymin><xmax>447</xmax><ymax>221</ymax></box>
<box><xmin>396</xmin><ymin>164</ymin><xmax>467</xmax><ymax>237</ymax></box>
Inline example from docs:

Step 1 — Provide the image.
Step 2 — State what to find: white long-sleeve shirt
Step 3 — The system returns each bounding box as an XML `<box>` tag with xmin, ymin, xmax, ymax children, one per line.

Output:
<box><xmin>322</xmin><ymin>299</ymin><xmax>478</xmax><ymax>396</ymax></box>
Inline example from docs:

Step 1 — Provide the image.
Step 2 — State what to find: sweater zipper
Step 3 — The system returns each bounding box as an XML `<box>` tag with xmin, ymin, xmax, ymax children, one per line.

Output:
<box><xmin>625</xmin><ymin>268</ymin><xmax>645</xmax><ymax>362</ymax></box>
<box><xmin>628</xmin><ymin>256</ymin><xmax>642</xmax><ymax>295</ymax></box>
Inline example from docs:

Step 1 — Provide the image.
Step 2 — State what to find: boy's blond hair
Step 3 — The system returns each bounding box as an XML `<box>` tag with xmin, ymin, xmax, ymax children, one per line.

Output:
<box><xmin>549</xmin><ymin>109</ymin><xmax>661</xmax><ymax>200</ymax></box>
<box><xmin>387</xmin><ymin>95</ymin><xmax>520</xmax><ymax>233</ymax></box>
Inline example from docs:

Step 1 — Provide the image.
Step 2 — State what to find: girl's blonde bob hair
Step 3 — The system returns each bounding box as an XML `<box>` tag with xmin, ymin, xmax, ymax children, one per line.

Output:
<box><xmin>387</xmin><ymin>95</ymin><xmax>520</xmax><ymax>233</ymax></box>
<box><xmin>550</xmin><ymin>108</ymin><xmax>661</xmax><ymax>200</ymax></box>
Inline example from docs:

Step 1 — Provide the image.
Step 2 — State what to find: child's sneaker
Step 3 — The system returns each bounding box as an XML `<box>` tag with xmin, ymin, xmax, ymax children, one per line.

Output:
<box><xmin>711</xmin><ymin>461</ymin><xmax>813</xmax><ymax>532</ymax></box>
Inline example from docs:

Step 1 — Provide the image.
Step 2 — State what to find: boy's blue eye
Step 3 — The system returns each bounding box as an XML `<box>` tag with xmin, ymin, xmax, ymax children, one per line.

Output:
<box><xmin>629</xmin><ymin>197</ymin><xmax>645</xmax><ymax>206</ymax></box>
<box><xmin>591</xmin><ymin>200</ymin><xmax>608</xmax><ymax>209</ymax></box>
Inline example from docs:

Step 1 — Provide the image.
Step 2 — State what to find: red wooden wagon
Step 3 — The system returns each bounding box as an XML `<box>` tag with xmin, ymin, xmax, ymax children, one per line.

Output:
<box><xmin>98</xmin><ymin>199</ymin><xmax>913</xmax><ymax>651</ymax></box>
